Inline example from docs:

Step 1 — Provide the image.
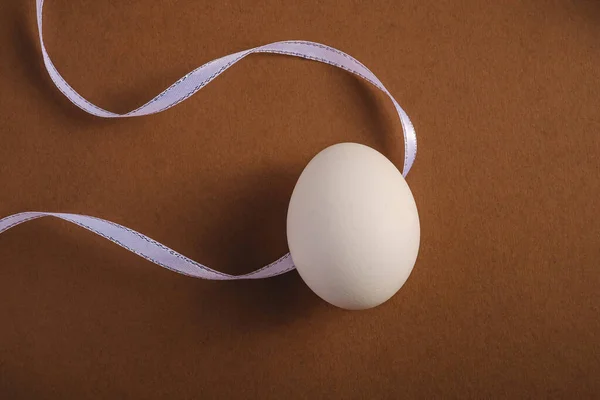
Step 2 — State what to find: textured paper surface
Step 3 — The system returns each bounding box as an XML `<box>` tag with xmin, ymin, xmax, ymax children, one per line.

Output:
<box><xmin>0</xmin><ymin>0</ymin><xmax>599</xmax><ymax>398</ymax></box>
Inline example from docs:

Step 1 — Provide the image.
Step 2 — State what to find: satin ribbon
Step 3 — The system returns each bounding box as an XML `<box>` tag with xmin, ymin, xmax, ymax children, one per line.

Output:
<box><xmin>0</xmin><ymin>0</ymin><xmax>417</xmax><ymax>279</ymax></box>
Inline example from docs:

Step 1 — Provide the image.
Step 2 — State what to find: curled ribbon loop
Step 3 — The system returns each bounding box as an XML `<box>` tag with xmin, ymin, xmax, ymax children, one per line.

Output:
<box><xmin>0</xmin><ymin>0</ymin><xmax>417</xmax><ymax>279</ymax></box>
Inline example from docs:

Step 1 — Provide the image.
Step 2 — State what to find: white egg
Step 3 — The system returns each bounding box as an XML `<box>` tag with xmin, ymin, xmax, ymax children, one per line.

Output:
<box><xmin>286</xmin><ymin>143</ymin><xmax>420</xmax><ymax>310</ymax></box>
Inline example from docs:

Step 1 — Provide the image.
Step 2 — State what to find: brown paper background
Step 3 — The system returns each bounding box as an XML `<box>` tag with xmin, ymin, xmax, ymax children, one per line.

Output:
<box><xmin>1</xmin><ymin>0</ymin><xmax>599</xmax><ymax>398</ymax></box>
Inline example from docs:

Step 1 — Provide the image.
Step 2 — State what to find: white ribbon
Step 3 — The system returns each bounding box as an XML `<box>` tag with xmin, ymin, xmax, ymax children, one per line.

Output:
<box><xmin>0</xmin><ymin>0</ymin><xmax>417</xmax><ymax>279</ymax></box>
